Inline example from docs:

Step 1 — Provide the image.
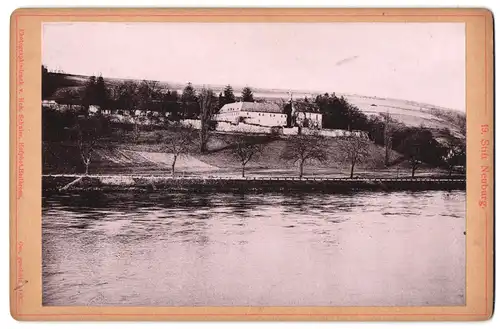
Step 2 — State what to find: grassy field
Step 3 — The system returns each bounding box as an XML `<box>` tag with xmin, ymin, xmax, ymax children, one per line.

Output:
<box><xmin>342</xmin><ymin>93</ymin><xmax>464</xmax><ymax>137</ymax></box>
<box><xmin>43</xmin><ymin>128</ymin><xmax>447</xmax><ymax>179</ymax></box>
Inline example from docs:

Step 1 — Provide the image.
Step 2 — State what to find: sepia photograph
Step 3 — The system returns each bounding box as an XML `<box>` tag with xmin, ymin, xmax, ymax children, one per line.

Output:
<box><xmin>41</xmin><ymin>22</ymin><xmax>466</xmax><ymax>307</ymax></box>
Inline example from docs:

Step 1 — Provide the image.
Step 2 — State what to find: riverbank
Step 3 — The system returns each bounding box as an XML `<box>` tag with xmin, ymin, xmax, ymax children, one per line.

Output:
<box><xmin>43</xmin><ymin>174</ymin><xmax>466</xmax><ymax>193</ymax></box>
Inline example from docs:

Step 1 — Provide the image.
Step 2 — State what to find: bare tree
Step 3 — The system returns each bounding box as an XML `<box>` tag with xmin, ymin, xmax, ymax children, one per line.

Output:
<box><xmin>381</xmin><ymin>112</ymin><xmax>405</xmax><ymax>167</ymax></box>
<box><xmin>198</xmin><ymin>88</ymin><xmax>216</xmax><ymax>153</ymax></box>
<box><xmin>383</xmin><ymin>111</ymin><xmax>392</xmax><ymax>167</ymax></box>
<box><xmin>281</xmin><ymin>133</ymin><xmax>328</xmax><ymax>178</ymax></box>
<box><xmin>74</xmin><ymin>116</ymin><xmax>108</xmax><ymax>175</ymax></box>
<box><xmin>399</xmin><ymin>128</ymin><xmax>436</xmax><ymax>178</ymax></box>
<box><xmin>409</xmin><ymin>154</ymin><xmax>421</xmax><ymax>178</ymax></box>
<box><xmin>230</xmin><ymin>135</ymin><xmax>264</xmax><ymax>177</ymax></box>
<box><xmin>162</xmin><ymin>123</ymin><xmax>197</xmax><ymax>177</ymax></box>
<box><xmin>114</xmin><ymin>81</ymin><xmax>140</xmax><ymax>114</ymax></box>
<box><xmin>57</xmin><ymin>116</ymin><xmax>108</xmax><ymax>191</ymax></box>
<box><xmin>457</xmin><ymin>115</ymin><xmax>466</xmax><ymax>138</ymax></box>
<box><xmin>337</xmin><ymin>135</ymin><xmax>370</xmax><ymax>178</ymax></box>
<box><xmin>131</xmin><ymin>121</ymin><xmax>141</xmax><ymax>143</ymax></box>
<box><xmin>78</xmin><ymin>136</ymin><xmax>95</xmax><ymax>176</ymax></box>
<box><xmin>442</xmin><ymin>137</ymin><xmax>466</xmax><ymax>177</ymax></box>
<box><xmin>138</xmin><ymin>80</ymin><xmax>162</xmax><ymax>110</ymax></box>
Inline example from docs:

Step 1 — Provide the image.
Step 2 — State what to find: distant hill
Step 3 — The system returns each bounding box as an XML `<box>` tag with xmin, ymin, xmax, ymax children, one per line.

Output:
<box><xmin>47</xmin><ymin>73</ymin><xmax>466</xmax><ymax>138</ymax></box>
<box><xmin>340</xmin><ymin>94</ymin><xmax>466</xmax><ymax>139</ymax></box>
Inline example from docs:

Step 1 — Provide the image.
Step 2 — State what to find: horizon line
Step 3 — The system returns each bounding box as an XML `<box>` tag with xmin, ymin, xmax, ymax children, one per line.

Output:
<box><xmin>45</xmin><ymin>67</ymin><xmax>463</xmax><ymax>113</ymax></box>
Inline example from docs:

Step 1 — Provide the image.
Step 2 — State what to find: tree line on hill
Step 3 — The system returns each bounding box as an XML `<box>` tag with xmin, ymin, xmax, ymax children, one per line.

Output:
<box><xmin>43</xmin><ymin>66</ymin><xmax>255</xmax><ymax>120</ymax></box>
<box><xmin>42</xmin><ymin>68</ymin><xmax>466</xmax><ymax>178</ymax></box>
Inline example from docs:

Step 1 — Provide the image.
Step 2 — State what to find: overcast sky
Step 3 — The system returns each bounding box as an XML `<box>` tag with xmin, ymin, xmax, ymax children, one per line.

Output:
<box><xmin>43</xmin><ymin>22</ymin><xmax>465</xmax><ymax>111</ymax></box>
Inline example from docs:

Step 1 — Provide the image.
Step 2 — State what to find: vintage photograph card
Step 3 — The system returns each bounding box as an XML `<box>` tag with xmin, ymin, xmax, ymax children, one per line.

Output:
<box><xmin>10</xmin><ymin>8</ymin><xmax>493</xmax><ymax>321</ymax></box>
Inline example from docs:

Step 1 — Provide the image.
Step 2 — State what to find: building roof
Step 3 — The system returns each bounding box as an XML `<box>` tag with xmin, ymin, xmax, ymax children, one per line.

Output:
<box><xmin>240</xmin><ymin>102</ymin><xmax>282</xmax><ymax>113</ymax></box>
<box><xmin>219</xmin><ymin>102</ymin><xmax>283</xmax><ymax>114</ymax></box>
<box><xmin>220</xmin><ymin>101</ymin><xmax>319</xmax><ymax>114</ymax></box>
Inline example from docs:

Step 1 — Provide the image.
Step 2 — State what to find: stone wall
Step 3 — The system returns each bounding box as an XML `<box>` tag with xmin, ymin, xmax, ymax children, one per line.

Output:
<box><xmin>179</xmin><ymin>119</ymin><xmax>202</xmax><ymax>129</ymax></box>
<box><xmin>215</xmin><ymin>121</ymin><xmax>272</xmax><ymax>134</ymax></box>
<box><xmin>302</xmin><ymin>128</ymin><xmax>369</xmax><ymax>139</ymax></box>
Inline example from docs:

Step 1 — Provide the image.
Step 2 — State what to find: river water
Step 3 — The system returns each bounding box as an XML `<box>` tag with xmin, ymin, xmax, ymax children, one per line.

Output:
<box><xmin>42</xmin><ymin>190</ymin><xmax>465</xmax><ymax>306</ymax></box>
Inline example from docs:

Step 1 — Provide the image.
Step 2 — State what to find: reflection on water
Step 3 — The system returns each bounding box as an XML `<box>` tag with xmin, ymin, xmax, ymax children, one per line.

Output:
<box><xmin>42</xmin><ymin>190</ymin><xmax>465</xmax><ymax>306</ymax></box>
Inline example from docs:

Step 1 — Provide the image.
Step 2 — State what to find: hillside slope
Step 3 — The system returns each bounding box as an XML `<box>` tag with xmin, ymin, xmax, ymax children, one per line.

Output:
<box><xmin>341</xmin><ymin>93</ymin><xmax>465</xmax><ymax>137</ymax></box>
<box><xmin>43</xmin><ymin>130</ymin><xmax>442</xmax><ymax>178</ymax></box>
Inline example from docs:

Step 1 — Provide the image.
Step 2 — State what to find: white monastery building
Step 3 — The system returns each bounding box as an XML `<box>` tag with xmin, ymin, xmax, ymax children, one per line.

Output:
<box><xmin>215</xmin><ymin>102</ymin><xmax>287</xmax><ymax>127</ymax></box>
